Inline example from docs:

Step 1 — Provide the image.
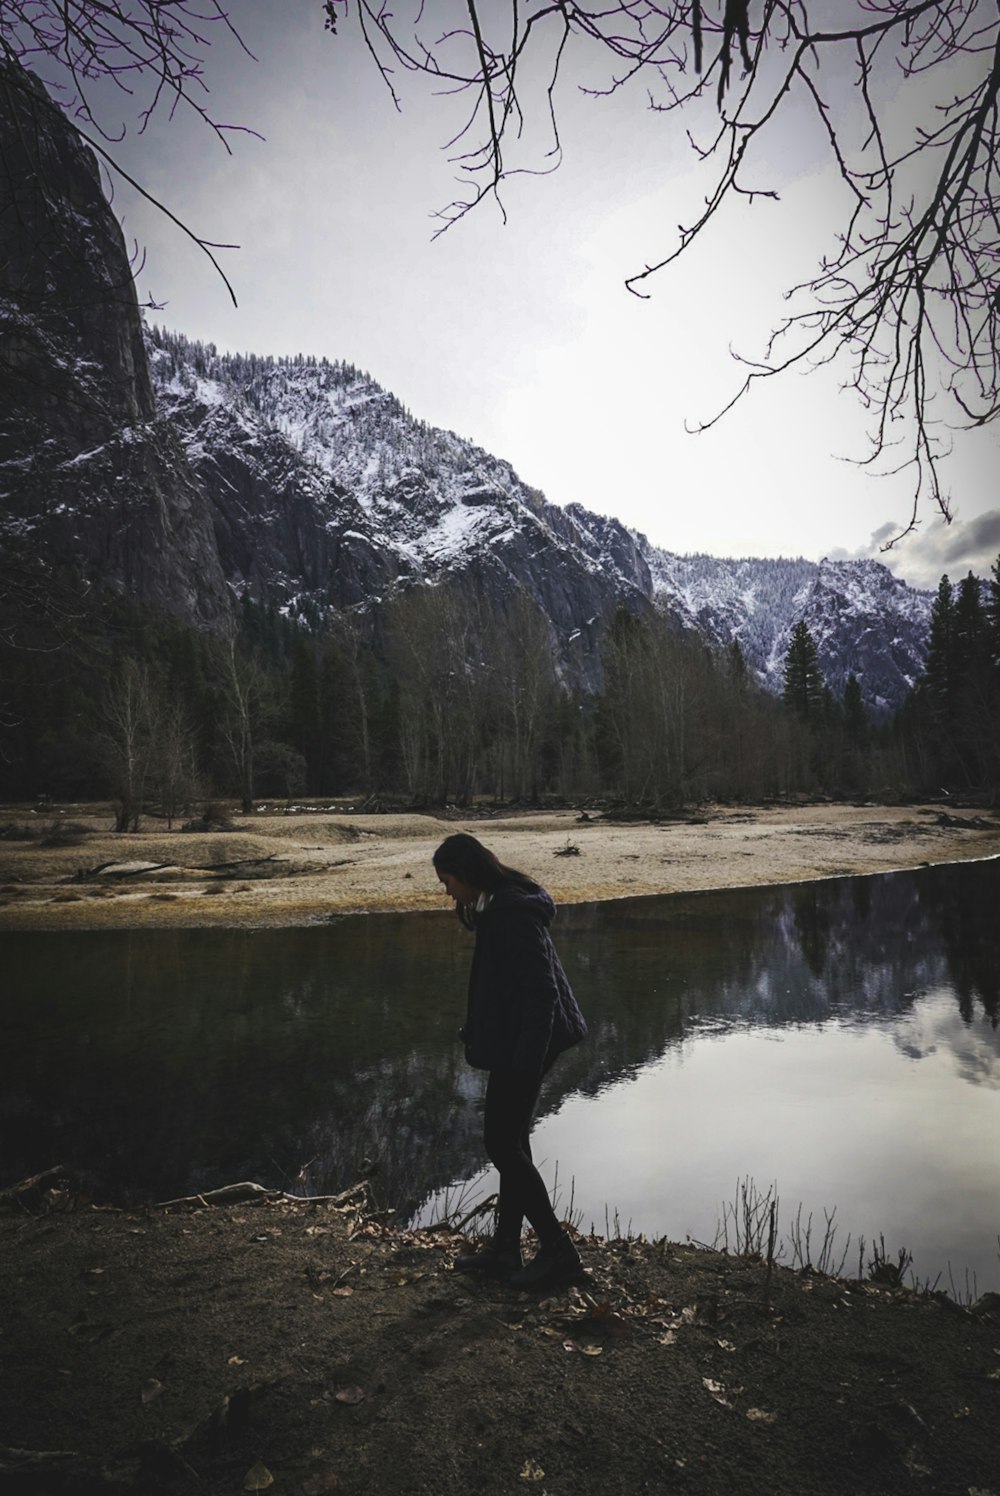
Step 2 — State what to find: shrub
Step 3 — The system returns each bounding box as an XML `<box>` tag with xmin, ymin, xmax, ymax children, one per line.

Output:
<box><xmin>181</xmin><ymin>801</ymin><xmax>235</xmax><ymax>833</ymax></box>
<box><xmin>38</xmin><ymin>821</ymin><xmax>91</xmax><ymax>848</ymax></box>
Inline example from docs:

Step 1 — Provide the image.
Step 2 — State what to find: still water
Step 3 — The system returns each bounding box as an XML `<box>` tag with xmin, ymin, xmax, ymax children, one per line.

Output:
<box><xmin>4</xmin><ymin>861</ymin><xmax>999</xmax><ymax>1292</ymax></box>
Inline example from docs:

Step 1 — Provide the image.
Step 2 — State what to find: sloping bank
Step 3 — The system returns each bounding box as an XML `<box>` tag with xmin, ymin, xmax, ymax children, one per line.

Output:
<box><xmin>1</xmin><ymin>1176</ymin><xmax>998</xmax><ymax>1495</ymax></box>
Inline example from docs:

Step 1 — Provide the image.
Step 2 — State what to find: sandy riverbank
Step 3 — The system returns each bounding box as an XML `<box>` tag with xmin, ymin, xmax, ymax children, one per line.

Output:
<box><xmin>1</xmin><ymin>801</ymin><xmax>998</xmax><ymax>930</ymax></box>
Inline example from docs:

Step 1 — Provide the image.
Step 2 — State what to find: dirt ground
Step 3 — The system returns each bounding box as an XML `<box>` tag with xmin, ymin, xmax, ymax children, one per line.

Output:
<box><xmin>2</xmin><ymin>1180</ymin><xmax>999</xmax><ymax>1496</ymax></box>
<box><xmin>2</xmin><ymin>800</ymin><xmax>1000</xmax><ymax>930</ymax></box>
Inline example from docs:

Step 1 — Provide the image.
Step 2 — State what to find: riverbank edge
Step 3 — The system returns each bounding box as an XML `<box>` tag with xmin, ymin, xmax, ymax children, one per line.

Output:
<box><xmin>2</xmin><ymin>1178</ymin><xmax>999</xmax><ymax>1496</ymax></box>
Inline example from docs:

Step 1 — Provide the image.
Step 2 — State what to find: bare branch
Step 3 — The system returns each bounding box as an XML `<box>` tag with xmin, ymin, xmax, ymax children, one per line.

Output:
<box><xmin>337</xmin><ymin>1</ymin><xmax>1000</xmax><ymax>525</ymax></box>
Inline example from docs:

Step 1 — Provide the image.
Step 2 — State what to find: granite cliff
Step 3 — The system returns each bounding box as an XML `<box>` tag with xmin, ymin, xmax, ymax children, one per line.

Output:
<box><xmin>0</xmin><ymin>61</ymin><xmax>229</xmax><ymax>627</ymax></box>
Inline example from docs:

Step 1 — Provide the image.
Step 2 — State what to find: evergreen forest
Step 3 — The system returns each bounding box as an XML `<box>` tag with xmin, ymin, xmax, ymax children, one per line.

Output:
<box><xmin>2</xmin><ymin>551</ymin><xmax>999</xmax><ymax>825</ymax></box>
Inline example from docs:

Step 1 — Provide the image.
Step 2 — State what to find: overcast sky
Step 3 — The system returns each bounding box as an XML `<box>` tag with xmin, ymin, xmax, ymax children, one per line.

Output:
<box><xmin>85</xmin><ymin>1</ymin><xmax>999</xmax><ymax>591</ymax></box>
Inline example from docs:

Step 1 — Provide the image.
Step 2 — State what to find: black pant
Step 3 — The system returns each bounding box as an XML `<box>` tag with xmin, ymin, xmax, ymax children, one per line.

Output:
<box><xmin>483</xmin><ymin>1053</ymin><xmax>561</xmax><ymax>1247</ymax></box>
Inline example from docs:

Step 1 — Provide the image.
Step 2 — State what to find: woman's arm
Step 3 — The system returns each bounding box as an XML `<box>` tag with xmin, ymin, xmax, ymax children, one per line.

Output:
<box><xmin>495</xmin><ymin>912</ymin><xmax>558</xmax><ymax>1074</ymax></box>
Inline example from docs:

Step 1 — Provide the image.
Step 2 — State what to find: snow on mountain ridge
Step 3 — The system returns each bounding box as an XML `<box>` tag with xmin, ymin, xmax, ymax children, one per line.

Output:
<box><xmin>145</xmin><ymin>326</ymin><xmax>933</xmax><ymax>708</ymax></box>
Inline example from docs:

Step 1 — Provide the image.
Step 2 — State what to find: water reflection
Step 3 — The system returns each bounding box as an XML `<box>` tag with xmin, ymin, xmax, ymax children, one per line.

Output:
<box><xmin>3</xmin><ymin>861</ymin><xmax>998</xmax><ymax>1286</ymax></box>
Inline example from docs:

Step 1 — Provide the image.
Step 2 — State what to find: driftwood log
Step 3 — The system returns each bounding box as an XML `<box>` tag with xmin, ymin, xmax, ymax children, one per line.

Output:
<box><xmin>0</xmin><ymin>1165</ymin><xmax>73</xmax><ymax>1212</ymax></box>
<box><xmin>152</xmin><ymin>1179</ymin><xmax>370</xmax><ymax>1211</ymax></box>
<box><xmin>0</xmin><ymin>1169</ymin><xmax>370</xmax><ymax>1215</ymax></box>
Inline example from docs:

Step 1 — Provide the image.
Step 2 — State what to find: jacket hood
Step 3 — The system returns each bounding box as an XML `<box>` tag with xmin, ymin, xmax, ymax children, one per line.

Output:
<box><xmin>485</xmin><ymin>883</ymin><xmax>555</xmax><ymax>926</ymax></box>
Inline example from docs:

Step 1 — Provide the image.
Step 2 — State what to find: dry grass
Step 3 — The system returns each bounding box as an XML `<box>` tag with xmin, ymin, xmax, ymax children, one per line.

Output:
<box><xmin>0</xmin><ymin>801</ymin><xmax>997</xmax><ymax>931</ymax></box>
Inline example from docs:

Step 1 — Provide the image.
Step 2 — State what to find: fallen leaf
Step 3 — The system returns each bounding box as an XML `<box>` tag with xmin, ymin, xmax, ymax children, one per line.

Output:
<box><xmin>243</xmin><ymin>1462</ymin><xmax>274</xmax><ymax>1491</ymax></box>
<box><xmin>539</xmin><ymin>1327</ymin><xmax>560</xmax><ymax>1337</ymax></box>
<box><xmin>717</xmin><ymin>1339</ymin><xmax>737</xmax><ymax>1352</ymax></box>
<box><xmin>703</xmin><ymin>1378</ymin><xmax>726</xmax><ymax>1395</ymax></box>
<box><xmin>334</xmin><ymin>1386</ymin><xmax>365</xmax><ymax>1405</ymax></box>
<box><xmin>519</xmin><ymin>1458</ymin><xmax>545</xmax><ymax>1481</ymax></box>
<box><xmin>302</xmin><ymin>1471</ymin><xmax>339</xmax><ymax>1494</ymax></box>
<box><xmin>87</xmin><ymin>1267</ymin><xmax>105</xmax><ymax>1276</ymax></box>
<box><xmin>579</xmin><ymin>1299</ymin><xmax>630</xmax><ymax>1338</ymax></box>
<box><xmin>332</xmin><ymin>1287</ymin><xmax>354</xmax><ymax>1298</ymax></box>
<box><xmin>657</xmin><ymin>1331</ymin><xmax>677</xmax><ymax>1347</ymax></box>
<box><xmin>746</xmin><ymin>1408</ymin><xmax>777</xmax><ymax>1425</ymax></box>
<box><xmin>140</xmin><ymin>1378</ymin><xmax>165</xmax><ymax>1405</ymax></box>
<box><xmin>562</xmin><ymin>1340</ymin><xmax>578</xmax><ymax>1353</ymax></box>
<box><xmin>227</xmin><ymin>1355</ymin><xmax>247</xmax><ymax>1366</ymax></box>
<box><xmin>581</xmin><ymin>1344</ymin><xmax>603</xmax><ymax>1357</ymax></box>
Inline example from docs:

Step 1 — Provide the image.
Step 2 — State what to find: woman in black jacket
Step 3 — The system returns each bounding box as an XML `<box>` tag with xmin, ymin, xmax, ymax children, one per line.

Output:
<box><xmin>433</xmin><ymin>832</ymin><xmax>588</xmax><ymax>1289</ymax></box>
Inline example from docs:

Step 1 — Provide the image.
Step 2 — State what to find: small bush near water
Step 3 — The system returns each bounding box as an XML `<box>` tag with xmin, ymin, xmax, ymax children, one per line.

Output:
<box><xmin>706</xmin><ymin>1176</ymin><xmax>986</xmax><ymax>1302</ymax></box>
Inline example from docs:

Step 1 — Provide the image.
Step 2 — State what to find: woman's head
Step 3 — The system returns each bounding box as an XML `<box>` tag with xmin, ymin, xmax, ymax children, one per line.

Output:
<box><xmin>432</xmin><ymin>833</ymin><xmax>537</xmax><ymax>921</ymax></box>
<box><xmin>432</xmin><ymin>833</ymin><xmax>502</xmax><ymax>902</ymax></box>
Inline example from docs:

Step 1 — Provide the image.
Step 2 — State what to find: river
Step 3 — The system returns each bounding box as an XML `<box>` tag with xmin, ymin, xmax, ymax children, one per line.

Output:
<box><xmin>4</xmin><ymin>859</ymin><xmax>998</xmax><ymax>1292</ymax></box>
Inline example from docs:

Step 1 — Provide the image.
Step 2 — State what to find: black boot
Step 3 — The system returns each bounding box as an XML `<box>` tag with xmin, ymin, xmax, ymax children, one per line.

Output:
<box><xmin>508</xmin><ymin>1231</ymin><xmax>583</xmax><ymax>1289</ymax></box>
<box><xmin>453</xmin><ymin>1237</ymin><xmax>523</xmax><ymax>1278</ymax></box>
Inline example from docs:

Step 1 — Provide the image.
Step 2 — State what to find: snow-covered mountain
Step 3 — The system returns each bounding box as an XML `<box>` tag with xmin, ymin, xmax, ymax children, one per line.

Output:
<box><xmin>146</xmin><ymin>328</ymin><xmax>655</xmax><ymax>686</ymax></box>
<box><xmin>147</xmin><ymin>328</ymin><xmax>932</xmax><ymax>708</ymax></box>
<box><xmin>0</xmin><ymin>60</ymin><xmax>932</xmax><ymax>711</ymax></box>
<box><xmin>643</xmin><ymin>551</ymin><xmax>931</xmax><ymax>708</ymax></box>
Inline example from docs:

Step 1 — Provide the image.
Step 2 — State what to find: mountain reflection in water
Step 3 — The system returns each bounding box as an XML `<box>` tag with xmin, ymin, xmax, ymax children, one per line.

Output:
<box><xmin>4</xmin><ymin>860</ymin><xmax>998</xmax><ymax>1288</ymax></box>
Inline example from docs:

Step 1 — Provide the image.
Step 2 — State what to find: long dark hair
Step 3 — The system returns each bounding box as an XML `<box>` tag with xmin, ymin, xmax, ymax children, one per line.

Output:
<box><xmin>432</xmin><ymin>833</ymin><xmax>538</xmax><ymax>927</ymax></box>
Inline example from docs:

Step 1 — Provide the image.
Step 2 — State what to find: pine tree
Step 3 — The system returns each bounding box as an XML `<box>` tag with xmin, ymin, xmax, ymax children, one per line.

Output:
<box><xmin>954</xmin><ymin>571</ymin><xmax>988</xmax><ymax>679</ymax></box>
<box><xmin>782</xmin><ymin>621</ymin><xmax>825</xmax><ymax>721</ymax></box>
<box><xmin>953</xmin><ymin>570</ymin><xmax>992</xmax><ymax>787</ymax></box>
<box><xmin>727</xmin><ymin>638</ymin><xmax>748</xmax><ymax>689</ymax></box>
<box><xmin>288</xmin><ymin>638</ymin><xmax>322</xmax><ymax>793</ymax></box>
<box><xmin>922</xmin><ymin>574</ymin><xmax>958</xmax><ymax>718</ymax></box>
<box><xmin>843</xmin><ymin>673</ymin><xmax>868</xmax><ymax>748</ymax></box>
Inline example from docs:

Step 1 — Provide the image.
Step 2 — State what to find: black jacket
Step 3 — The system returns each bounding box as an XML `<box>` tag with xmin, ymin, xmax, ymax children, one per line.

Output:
<box><xmin>461</xmin><ymin>885</ymin><xmax>587</xmax><ymax>1074</ymax></box>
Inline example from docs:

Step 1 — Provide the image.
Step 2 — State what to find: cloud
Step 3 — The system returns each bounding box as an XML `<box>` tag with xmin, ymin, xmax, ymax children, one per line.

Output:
<box><xmin>832</xmin><ymin>510</ymin><xmax>1000</xmax><ymax>589</ymax></box>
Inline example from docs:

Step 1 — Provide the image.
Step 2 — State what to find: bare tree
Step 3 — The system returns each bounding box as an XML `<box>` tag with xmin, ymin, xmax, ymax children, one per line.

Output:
<box><xmin>486</xmin><ymin>588</ymin><xmax>559</xmax><ymax>801</ymax></box>
<box><xmin>344</xmin><ymin>1</ymin><xmax>1000</xmax><ymax>531</ymax></box>
<box><xmin>97</xmin><ymin>655</ymin><xmax>156</xmax><ymax>831</ymax></box>
<box><xmin>217</xmin><ymin>634</ymin><xmax>264</xmax><ymax>814</ymax></box>
<box><xmin>384</xmin><ymin>582</ymin><xmax>489</xmax><ymax>804</ymax></box>
<box><xmin>154</xmin><ymin>695</ymin><xmax>199</xmax><ymax>829</ymax></box>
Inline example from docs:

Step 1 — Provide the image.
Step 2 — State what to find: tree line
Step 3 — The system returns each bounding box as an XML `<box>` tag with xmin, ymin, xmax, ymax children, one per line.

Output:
<box><xmin>894</xmin><ymin>565</ymin><xmax>1000</xmax><ymax>794</ymax></box>
<box><xmin>2</xmin><ymin>553</ymin><xmax>999</xmax><ymax>823</ymax></box>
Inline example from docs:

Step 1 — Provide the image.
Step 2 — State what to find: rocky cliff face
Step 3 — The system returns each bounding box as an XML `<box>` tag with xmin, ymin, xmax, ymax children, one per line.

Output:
<box><xmin>148</xmin><ymin>333</ymin><xmax>657</xmax><ymax>687</ymax></box>
<box><xmin>0</xmin><ymin>61</ymin><xmax>230</xmax><ymax>627</ymax></box>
